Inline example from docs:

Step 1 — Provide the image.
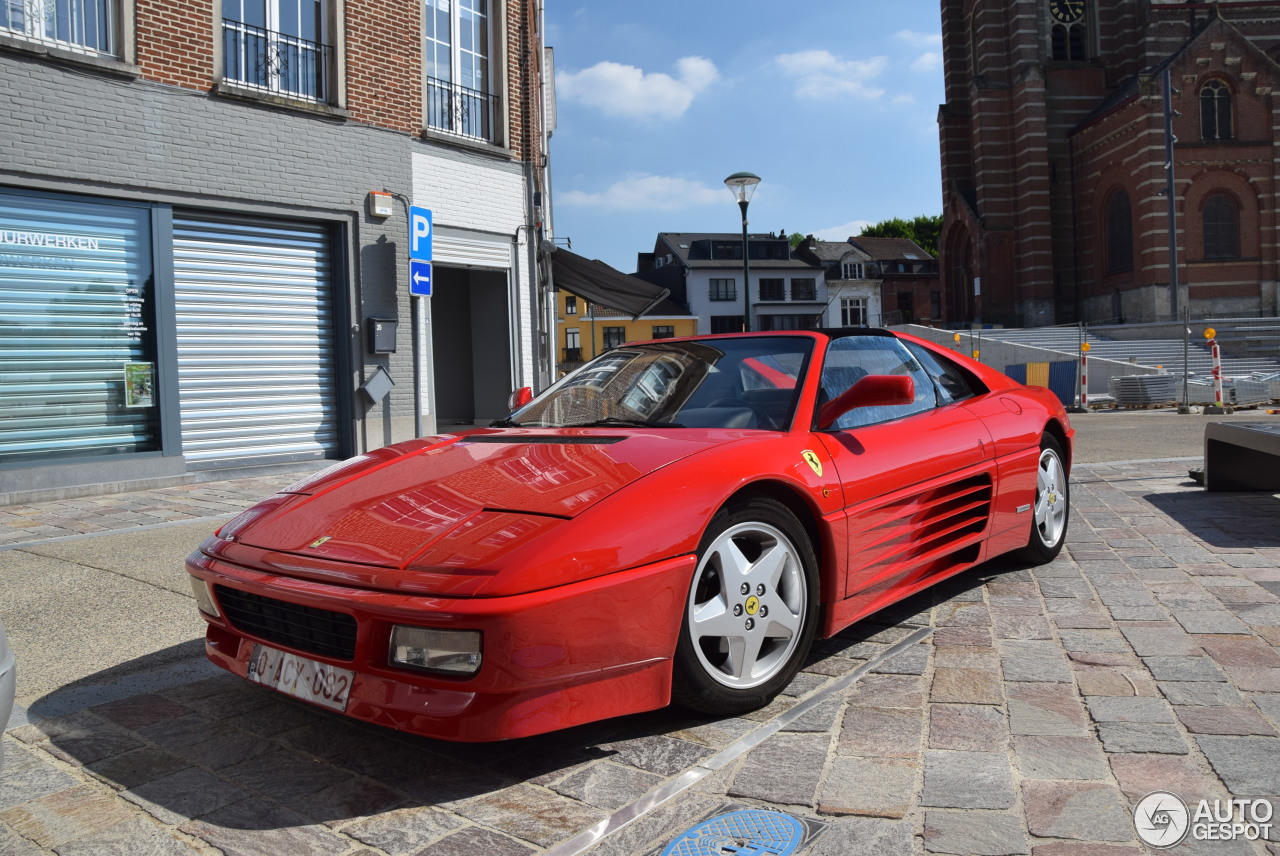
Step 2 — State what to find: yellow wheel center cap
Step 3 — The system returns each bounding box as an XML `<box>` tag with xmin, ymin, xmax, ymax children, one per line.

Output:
<box><xmin>745</xmin><ymin>596</ymin><xmax>760</xmax><ymax>616</ymax></box>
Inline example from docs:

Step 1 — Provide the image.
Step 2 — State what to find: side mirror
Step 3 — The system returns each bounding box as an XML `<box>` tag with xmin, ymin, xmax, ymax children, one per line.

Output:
<box><xmin>507</xmin><ymin>386</ymin><xmax>534</xmax><ymax>412</ymax></box>
<box><xmin>817</xmin><ymin>375</ymin><xmax>915</xmax><ymax>430</ymax></box>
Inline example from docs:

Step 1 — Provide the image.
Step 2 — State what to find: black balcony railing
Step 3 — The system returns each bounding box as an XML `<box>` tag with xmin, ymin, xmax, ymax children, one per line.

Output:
<box><xmin>562</xmin><ymin>347</ymin><xmax>583</xmax><ymax>363</ymax></box>
<box><xmin>426</xmin><ymin>76</ymin><xmax>494</xmax><ymax>142</ymax></box>
<box><xmin>222</xmin><ymin>19</ymin><xmax>331</xmax><ymax>102</ymax></box>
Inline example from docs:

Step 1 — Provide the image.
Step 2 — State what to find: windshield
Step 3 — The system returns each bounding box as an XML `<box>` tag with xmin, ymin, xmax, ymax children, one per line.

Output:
<box><xmin>512</xmin><ymin>337</ymin><xmax>813</xmax><ymax>430</ymax></box>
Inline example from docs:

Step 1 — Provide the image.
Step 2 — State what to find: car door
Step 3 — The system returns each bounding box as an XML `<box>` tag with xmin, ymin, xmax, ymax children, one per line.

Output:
<box><xmin>812</xmin><ymin>335</ymin><xmax>995</xmax><ymax>617</ymax></box>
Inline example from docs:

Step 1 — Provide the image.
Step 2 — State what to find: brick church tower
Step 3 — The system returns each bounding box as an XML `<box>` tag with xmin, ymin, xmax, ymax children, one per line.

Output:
<box><xmin>940</xmin><ymin>0</ymin><xmax>1280</xmax><ymax>326</ymax></box>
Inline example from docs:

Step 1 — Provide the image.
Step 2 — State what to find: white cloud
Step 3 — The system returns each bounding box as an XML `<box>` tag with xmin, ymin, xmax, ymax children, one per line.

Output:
<box><xmin>911</xmin><ymin>52</ymin><xmax>943</xmax><ymax>72</ymax></box>
<box><xmin>560</xmin><ymin>174</ymin><xmax>726</xmax><ymax>211</ymax></box>
<box><xmin>814</xmin><ymin>220</ymin><xmax>872</xmax><ymax>241</ymax></box>
<box><xmin>555</xmin><ymin>56</ymin><xmax>719</xmax><ymax>121</ymax></box>
<box><xmin>775</xmin><ymin>50</ymin><xmax>888</xmax><ymax>100</ymax></box>
<box><xmin>896</xmin><ymin>30</ymin><xmax>942</xmax><ymax>49</ymax></box>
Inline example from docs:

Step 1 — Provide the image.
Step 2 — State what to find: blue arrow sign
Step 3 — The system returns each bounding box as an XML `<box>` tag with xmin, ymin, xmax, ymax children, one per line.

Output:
<box><xmin>409</xmin><ymin>206</ymin><xmax>432</xmax><ymax>261</ymax></box>
<box><xmin>409</xmin><ymin>260</ymin><xmax>432</xmax><ymax>296</ymax></box>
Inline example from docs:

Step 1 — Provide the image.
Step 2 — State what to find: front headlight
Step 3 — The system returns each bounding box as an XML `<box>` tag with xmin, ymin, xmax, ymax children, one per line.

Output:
<box><xmin>189</xmin><ymin>576</ymin><xmax>221</xmax><ymax>617</ymax></box>
<box><xmin>389</xmin><ymin>626</ymin><xmax>481</xmax><ymax>675</ymax></box>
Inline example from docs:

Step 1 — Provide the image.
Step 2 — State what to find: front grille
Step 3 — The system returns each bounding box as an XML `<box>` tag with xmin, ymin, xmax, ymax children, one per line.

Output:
<box><xmin>215</xmin><ymin>585</ymin><xmax>357</xmax><ymax>660</ymax></box>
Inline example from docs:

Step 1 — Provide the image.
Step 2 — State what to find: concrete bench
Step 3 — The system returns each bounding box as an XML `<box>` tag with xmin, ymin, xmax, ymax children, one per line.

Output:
<box><xmin>1204</xmin><ymin>422</ymin><xmax>1280</xmax><ymax>491</ymax></box>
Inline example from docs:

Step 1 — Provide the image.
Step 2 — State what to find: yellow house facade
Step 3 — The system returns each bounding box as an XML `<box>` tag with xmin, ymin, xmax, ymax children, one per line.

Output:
<box><xmin>555</xmin><ymin>289</ymin><xmax>699</xmax><ymax>368</ymax></box>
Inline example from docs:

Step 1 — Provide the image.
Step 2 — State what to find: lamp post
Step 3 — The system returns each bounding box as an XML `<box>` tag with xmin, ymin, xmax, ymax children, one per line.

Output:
<box><xmin>724</xmin><ymin>171</ymin><xmax>761</xmax><ymax>332</ymax></box>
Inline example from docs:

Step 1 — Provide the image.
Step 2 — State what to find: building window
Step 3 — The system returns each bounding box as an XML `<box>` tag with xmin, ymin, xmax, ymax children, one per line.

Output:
<box><xmin>709</xmin><ymin>278</ymin><xmax>737</xmax><ymax>301</ymax></box>
<box><xmin>897</xmin><ymin>292</ymin><xmax>914</xmax><ymax>324</ymax></box>
<box><xmin>710</xmin><ymin>315</ymin><xmax>743</xmax><ymax>334</ymax></box>
<box><xmin>840</xmin><ymin>297</ymin><xmax>868</xmax><ymax>327</ymax></box>
<box><xmin>565</xmin><ymin>295</ymin><xmax>577</xmax><ymax>316</ymax></box>
<box><xmin>759</xmin><ymin>278</ymin><xmax>785</xmax><ymax>301</ymax></box>
<box><xmin>425</xmin><ymin>0</ymin><xmax>494</xmax><ymax>141</ymax></box>
<box><xmin>222</xmin><ymin>0</ymin><xmax>333</xmax><ymax>102</ymax></box>
<box><xmin>1</xmin><ymin>0</ymin><xmax>118</xmax><ymax>55</ymax></box>
<box><xmin>791</xmin><ymin>278</ymin><xmax>817</xmax><ymax>301</ymax></box>
<box><xmin>841</xmin><ymin>261</ymin><xmax>864</xmax><ymax>279</ymax></box>
<box><xmin>563</xmin><ymin>327</ymin><xmax>580</xmax><ymax>362</ymax></box>
<box><xmin>1048</xmin><ymin>0</ymin><xmax>1088</xmax><ymax>61</ymax></box>
<box><xmin>712</xmin><ymin>242</ymin><xmax>742</xmax><ymax>260</ymax></box>
<box><xmin>760</xmin><ymin>314</ymin><xmax>820</xmax><ymax>331</ymax></box>
<box><xmin>1105</xmin><ymin>190</ymin><xmax>1133</xmax><ymax>274</ymax></box>
<box><xmin>602</xmin><ymin>326</ymin><xmax>626</xmax><ymax>349</ymax></box>
<box><xmin>1201</xmin><ymin>80</ymin><xmax>1233</xmax><ymax>142</ymax></box>
<box><xmin>651</xmin><ymin>325</ymin><xmax>675</xmax><ymax>339</ymax></box>
<box><xmin>1202</xmin><ymin>193</ymin><xmax>1240</xmax><ymax>259</ymax></box>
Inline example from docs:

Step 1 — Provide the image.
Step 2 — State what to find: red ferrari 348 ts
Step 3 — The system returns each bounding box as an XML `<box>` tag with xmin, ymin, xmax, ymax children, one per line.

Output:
<box><xmin>187</xmin><ymin>329</ymin><xmax>1072</xmax><ymax>741</ymax></box>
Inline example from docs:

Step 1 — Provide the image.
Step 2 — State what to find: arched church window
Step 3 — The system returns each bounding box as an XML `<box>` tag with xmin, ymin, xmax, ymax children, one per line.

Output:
<box><xmin>1105</xmin><ymin>190</ymin><xmax>1133</xmax><ymax>274</ymax></box>
<box><xmin>1048</xmin><ymin>0</ymin><xmax>1087</xmax><ymax>60</ymax></box>
<box><xmin>1202</xmin><ymin>193</ymin><xmax>1239</xmax><ymax>259</ymax></box>
<box><xmin>1201</xmin><ymin>80</ymin><xmax>1233</xmax><ymax>141</ymax></box>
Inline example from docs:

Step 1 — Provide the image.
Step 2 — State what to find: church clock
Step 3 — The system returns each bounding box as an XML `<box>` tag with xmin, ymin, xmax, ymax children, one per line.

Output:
<box><xmin>1049</xmin><ymin>0</ymin><xmax>1085</xmax><ymax>23</ymax></box>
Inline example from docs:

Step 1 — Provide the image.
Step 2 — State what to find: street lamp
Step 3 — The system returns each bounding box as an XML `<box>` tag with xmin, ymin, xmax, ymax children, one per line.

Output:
<box><xmin>724</xmin><ymin>171</ymin><xmax>761</xmax><ymax>332</ymax></box>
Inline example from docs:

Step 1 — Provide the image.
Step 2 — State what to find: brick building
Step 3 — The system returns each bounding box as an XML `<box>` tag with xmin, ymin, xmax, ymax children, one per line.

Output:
<box><xmin>940</xmin><ymin>0</ymin><xmax>1280</xmax><ymax>327</ymax></box>
<box><xmin>0</xmin><ymin>0</ymin><xmax>553</xmax><ymax>498</ymax></box>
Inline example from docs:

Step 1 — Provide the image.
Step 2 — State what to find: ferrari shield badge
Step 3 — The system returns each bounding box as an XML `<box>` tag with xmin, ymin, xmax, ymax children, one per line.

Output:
<box><xmin>801</xmin><ymin>450</ymin><xmax>823</xmax><ymax>478</ymax></box>
<box><xmin>662</xmin><ymin>809</ymin><xmax>805</xmax><ymax>856</ymax></box>
<box><xmin>308</xmin><ymin>536</ymin><xmax>333</xmax><ymax>548</ymax></box>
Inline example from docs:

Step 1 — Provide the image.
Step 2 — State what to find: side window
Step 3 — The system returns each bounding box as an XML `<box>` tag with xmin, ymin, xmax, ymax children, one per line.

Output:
<box><xmin>820</xmin><ymin>336</ymin><xmax>934</xmax><ymax>430</ymax></box>
<box><xmin>904</xmin><ymin>341</ymin><xmax>984</xmax><ymax>405</ymax></box>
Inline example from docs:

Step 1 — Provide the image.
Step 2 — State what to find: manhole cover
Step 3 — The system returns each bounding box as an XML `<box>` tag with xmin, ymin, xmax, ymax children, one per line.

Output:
<box><xmin>661</xmin><ymin>809</ymin><xmax>805</xmax><ymax>856</ymax></box>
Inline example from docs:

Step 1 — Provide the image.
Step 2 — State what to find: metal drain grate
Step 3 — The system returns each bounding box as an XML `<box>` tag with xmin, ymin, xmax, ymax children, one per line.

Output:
<box><xmin>661</xmin><ymin>809</ymin><xmax>804</xmax><ymax>856</ymax></box>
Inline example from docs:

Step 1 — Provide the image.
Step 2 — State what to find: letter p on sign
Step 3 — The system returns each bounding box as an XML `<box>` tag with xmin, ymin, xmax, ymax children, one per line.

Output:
<box><xmin>409</xmin><ymin>206</ymin><xmax>432</xmax><ymax>262</ymax></box>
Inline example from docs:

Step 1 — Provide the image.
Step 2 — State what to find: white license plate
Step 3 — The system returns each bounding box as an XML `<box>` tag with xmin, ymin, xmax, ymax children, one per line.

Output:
<box><xmin>246</xmin><ymin>644</ymin><xmax>354</xmax><ymax>712</ymax></box>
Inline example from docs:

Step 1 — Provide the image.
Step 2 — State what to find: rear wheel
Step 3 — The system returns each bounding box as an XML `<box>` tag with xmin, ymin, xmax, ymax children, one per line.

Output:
<box><xmin>672</xmin><ymin>497</ymin><xmax>819</xmax><ymax>716</ymax></box>
<box><xmin>1014</xmin><ymin>434</ymin><xmax>1069</xmax><ymax>564</ymax></box>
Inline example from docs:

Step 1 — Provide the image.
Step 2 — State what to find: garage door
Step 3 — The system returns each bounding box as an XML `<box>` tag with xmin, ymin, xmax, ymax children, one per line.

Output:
<box><xmin>173</xmin><ymin>215</ymin><xmax>339</xmax><ymax>466</ymax></box>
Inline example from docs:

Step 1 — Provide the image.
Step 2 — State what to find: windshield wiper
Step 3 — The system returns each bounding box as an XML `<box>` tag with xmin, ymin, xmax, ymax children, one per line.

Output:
<box><xmin>564</xmin><ymin>417</ymin><xmax>684</xmax><ymax>429</ymax></box>
<box><xmin>488</xmin><ymin>417</ymin><xmax>522</xmax><ymax>427</ymax></box>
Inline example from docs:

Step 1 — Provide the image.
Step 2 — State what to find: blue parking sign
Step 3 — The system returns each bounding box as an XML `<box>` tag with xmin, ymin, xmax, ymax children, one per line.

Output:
<box><xmin>409</xmin><ymin>260</ymin><xmax>432</xmax><ymax>296</ymax></box>
<box><xmin>409</xmin><ymin>206</ymin><xmax>432</xmax><ymax>261</ymax></box>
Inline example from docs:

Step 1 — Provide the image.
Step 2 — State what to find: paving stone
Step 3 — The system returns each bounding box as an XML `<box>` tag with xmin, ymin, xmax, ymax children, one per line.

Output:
<box><xmin>52</xmin><ymin>815</ymin><xmax>205</xmax><ymax>856</ymax></box>
<box><xmin>836</xmin><ymin>706</ymin><xmax>922</xmax><ymax>758</ymax></box>
<box><xmin>1252</xmin><ymin>693</ymin><xmax>1280</xmax><ymax>726</ymax></box>
<box><xmin>1233</xmin><ymin>604</ymin><xmax>1280</xmax><ymax>627</ymax></box>
<box><xmin>1096</xmin><ymin>723</ymin><xmax>1189</xmax><ymax>754</ymax></box>
<box><xmin>1020</xmin><ymin>780</ymin><xmax>1133</xmax><ymax>842</ymax></box>
<box><xmin>1118</xmin><ymin>624</ymin><xmax>1199</xmax><ymax>657</ymax></box>
<box><xmin>91</xmin><ymin>694</ymin><xmax>193</xmax><ymax>731</ymax></box>
<box><xmin>730</xmin><ymin>731</ymin><xmax>829</xmax><ymax>807</ymax></box>
<box><xmin>575</xmin><ymin>793</ymin><xmax>718</xmax><ymax>856</ymax></box>
<box><xmin>12</xmin><ymin>711</ymin><xmax>143</xmax><ymax>768</ymax></box>
<box><xmin>455</xmin><ymin>783</ymin><xmax>607</xmax><ymax>848</ymax></box>
<box><xmin>870</xmin><ymin>643</ymin><xmax>930</xmax><ymax>675</ymax></box>
<box><xmin>1013</xmin><ymin>735</ymin><xmax>1109</xmax><ymax>780</ymax></box>
<box><xmin>134</xmin><ymin>714</ymin><xmax>235</xmax><ymax>752</ymax></box>
<box><xmin>550</xmin><ymin>762</ymin><xmax>663</xmax><ymax>811</ymax></box>
<box><xmin>180</xmin><ymin>798</ymin><xmax>351</xmax><ymax>856</ymax></box>
<box><xmin>0</xmin><ymin>783</ymin><xmax>137</xmax><ymax>849</ymax></box>
<box><xmin>1175</xmin><ymin>706</ymin><xmax>1276</xmax><ymax>736</ymax></box>
<box><xmin>921</xmin><ymin>751</ymin><xmax>1016</xmax><ymax>809</ymax></box>
<box><xmin>1074</xmin><ymin>668</ymin><xmax>1144</xmax><ymax>697</ymax></box>
<box><xmin>1159</xmin><ymin>681</ymin><xmax>1247</xmax><ymax>707</ymax></box>
<box><xmin>842</xmin><ymin>674</ymin><xmax>924</xmax><ymax>709</ymax></box>
<box><xmin>0</xmin><ymin>742</ymin><xmax>80</xmax><ymax>811</ymax></box>
<box><xmin>1057</xmin><ymin>631</ymin><xmax>1131</xmax><ymax>654</ymax></box>
<box><xmin>923</xmin><ymin>809</ymin><xmax>1029</xmax><ymax>855</ymax></box>
<box><xmin>122</xmin><ymin>768</ymin><xmax>249</xmax><ymax>826</ymax></box>
<box><xmin>817</xmin><ymin>756</ymin><xmax>917</xmax><ymax>818</ymax></box>
<box><xmin>1108</xmin><ymin>753</ymin><xmax>1222</xmax><ymax>802</ymax></box>
<box><xmin>1001</xmin><ymin>641</ymin><xmax>1073</xmax><ymax>683</ymax></box>
<box><xmin>933</xmin><ymin>646</ymin><xmax>1000</xmax><ymax>670</ymax></box>
<box><xmin>930</xmin><ymin>667</ymin><xmax>1003</xmax><ymax>704</ymax></box>
<box><xmin>928</xmin><ymin>705</ymin><xmax>1007</xmax><ymax>752</ymax></box>
<box><xmin>1223</xmin><ymin>666</ymin><xmax>1280</xmax><ymax>692</ymax></box>
<box><xmin>935</xmin><ymin>603</ymin><xmax>992</xmax><ymax>626</ymax></box>
<box><xmin>1007</xmin><ymin>683</ymin><xmax>1089</xmax><ymax>736</ymax></box>
<box><xmin>218</xmin><ymin>747</ymin><xmax>353</xmax><ymax>802</ymax></box>
<box><xmin>807</xmin><ymin>815</ymin><xmax>916</xmax><ymax>856</ymax></box>
<box><xmin>85</xmin><ymin>747</ymin><xmax>192</xmax><ymax>790</ymax></box>
<box><xmin>783</xmin><ymin>696</ymin><xmax>844</xmax><ymax>733</ymax></box>
<box><xmin>1172</xmin><ymin>611</ymin><xmax>1251</xmax><ymax>635</ymax></box>
<box><xmin>343</xmin><ymin>806</ymin><xmax>467</xmax><ymax>855</ymax></box>
<box><xmin>991</xmin><ymin>611</ymin><xmax>1055</xmax><ymax>640</ymax></box>
<box><xmin>1198</xmin><ymin>635</ymin><xmax>1280</xmax><ymax>668</ymax></box>
<box><xmin>0</xmin><ymin>823</ymin><xmax>46</xmax><ymax>856</ymax></box>
<box><xmin>1030</xmin><ymin>844</ymin><xmax>1142</xmax><ymax>855</ymax></box>
<box><xmin>1196</xmin><ymin>735</ymin><xmax>1280</xmax><ymax>796</ymax></box>
<box><xmin>1086</xmin><ymin>696</ymin><xmax>1175</xmax><ymax>724</ymax></box>
<box><xmin>934</xmin><ymin>627</ymin><xmax>993</xmax><ymax>647</ymax></box>
<box><xmin>1143</xmin><ymin>656</ymin><xmax>1228</xmax><ymax>682</ymax></box>
<box><xmin>602</xmin><ymin>735</ymin><xmax>713</xmax><ymax>777</ymax></box>
<box><xmin>670</xmin><ymin>716</ymin><xmax>759</xmax><ymax>748</ymax></box>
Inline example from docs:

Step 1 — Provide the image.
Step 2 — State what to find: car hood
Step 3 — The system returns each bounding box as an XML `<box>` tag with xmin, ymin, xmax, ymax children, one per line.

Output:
<box><xmin>227</xmin><ymin>429</ymin><xmax>726</xmax><ymax>569</ymax></box>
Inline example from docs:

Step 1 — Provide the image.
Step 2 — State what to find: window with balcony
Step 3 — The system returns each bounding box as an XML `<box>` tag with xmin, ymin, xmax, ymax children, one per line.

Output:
<box><xmin>223</xmin><ymin>0</ymin><xmax>333</xmax><ymax>102</ymax></box>
<box><xmin>759</xmin><ymin>278</ymin><xmax>784</xmax><ymax>301</ymax></box>
<box><xmin>602</xmin><ymin>326</ymin><xmax>626</xmax><ymax>349</ymax></box>
<box><xmin>709</xmin><ymin>278</ymin><xmax>737</xmax><ymax>301</ymax></box>
<box><xmin>563</xmin><ymin>327</ymin><xmax>581</xmax><ymax>362</ymax></box>
<box><xmin>790</xmin><ymin>278</ymin><xmax>817</xmax><ymax>301</ymax></box>
<box><xmin>425</xmin><ymin>0</ymin><xmax>494</xmax><ymax>142</ymax></box>
<box><xmin>1</xmin><ymin>0</ymin><xmax>118</xmax><ymax>56</ymax></box>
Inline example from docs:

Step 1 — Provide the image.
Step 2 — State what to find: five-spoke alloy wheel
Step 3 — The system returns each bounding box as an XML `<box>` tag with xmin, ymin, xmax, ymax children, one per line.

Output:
<box><xmin>1016</xmin><ymin>434</ymin><xmax>1070</xmax><ymax>564</ymax></box>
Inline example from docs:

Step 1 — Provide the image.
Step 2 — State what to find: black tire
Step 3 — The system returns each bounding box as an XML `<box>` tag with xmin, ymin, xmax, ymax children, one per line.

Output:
<box><xmin>672</xmin><ymin>496</ymin><xmax>819</xmax><ymax>716</ymax></box>
<box><xmin>1013</xmin><ymin>434</ymin><xmax>1069</xmax><ymax>565</ymax></box>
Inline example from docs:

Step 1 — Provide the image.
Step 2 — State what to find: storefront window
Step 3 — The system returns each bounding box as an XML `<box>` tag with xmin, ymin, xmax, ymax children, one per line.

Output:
<box><xmin>0</xmin><ymin>191</ymin><xmax>159</xmax><ymax>464</ymax></box>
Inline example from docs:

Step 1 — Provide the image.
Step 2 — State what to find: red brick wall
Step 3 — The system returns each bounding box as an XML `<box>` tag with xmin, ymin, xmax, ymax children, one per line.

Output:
<box><xmin>345</xmin><ymin>0</ymin><xmax>420</xmax><ymax>134</ymax></box>
<box><xmin>135</xmin><ymin>0</ymin><xmax>214</xmax><ymax>90</ymax></box>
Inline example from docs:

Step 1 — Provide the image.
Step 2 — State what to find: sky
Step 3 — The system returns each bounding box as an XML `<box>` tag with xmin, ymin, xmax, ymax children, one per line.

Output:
<box><xmin>542</xmin><ymin>1</ymin><xmax>947</xmax><ymax>274</ymax></box>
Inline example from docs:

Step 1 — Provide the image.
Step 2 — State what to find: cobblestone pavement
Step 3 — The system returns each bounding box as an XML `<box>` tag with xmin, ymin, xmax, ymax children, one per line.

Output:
<box><xmin>3</xmin><ymin>459</ymin><xmax>1280</xmax><ymax>855</ymax></box>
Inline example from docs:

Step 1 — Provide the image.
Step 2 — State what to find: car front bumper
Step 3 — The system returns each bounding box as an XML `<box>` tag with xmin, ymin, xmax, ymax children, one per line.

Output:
<box><xmin>187</xmin><ymin>550</ymin><xmax>695</xmax><ymax>741</ymax></box>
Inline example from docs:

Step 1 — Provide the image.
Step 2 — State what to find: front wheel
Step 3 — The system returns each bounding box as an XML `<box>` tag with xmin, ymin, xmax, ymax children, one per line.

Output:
<box><xmin>1014</xmin><ymin>434</ymin><xmax>1069</xmax><ymax>564</ymax></box>
<box><xmin>672</xmin><ymin>497</ymin><xmax>819</xmax><ymax>716</ymax></box>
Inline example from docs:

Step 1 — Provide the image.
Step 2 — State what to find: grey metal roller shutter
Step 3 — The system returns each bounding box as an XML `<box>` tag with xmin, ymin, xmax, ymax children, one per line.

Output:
<box><xmin>173</xmin><ymin>215</ymin><xmax>339</xmax><ymax>466</ymax></box>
